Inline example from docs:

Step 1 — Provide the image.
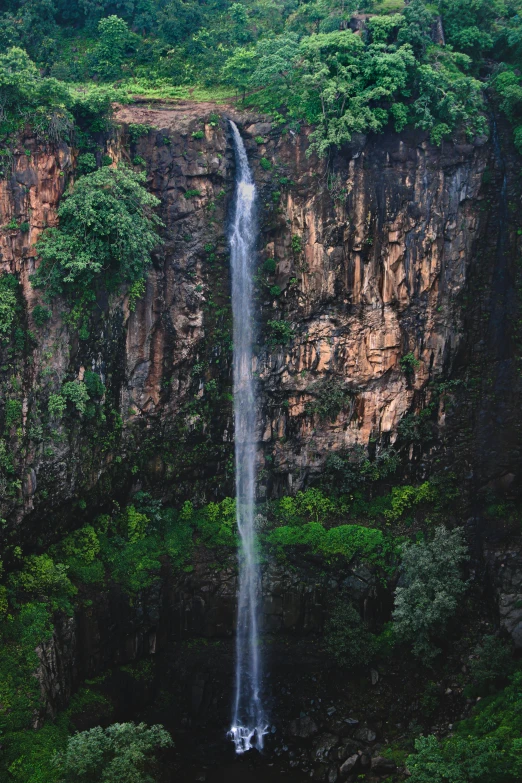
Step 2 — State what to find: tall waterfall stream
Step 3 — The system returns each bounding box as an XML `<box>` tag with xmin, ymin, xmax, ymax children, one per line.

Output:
<box><xmin>228</xmin><ymin>121</ymin><xmax>267</xmax><ymax>753</ymax></box>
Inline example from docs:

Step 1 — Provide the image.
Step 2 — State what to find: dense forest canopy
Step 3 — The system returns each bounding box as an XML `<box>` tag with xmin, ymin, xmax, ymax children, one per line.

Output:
<box><xmin>1</xmin><ymin>0</ymin><xmax>522</xmax><ymax>152</ymax></box>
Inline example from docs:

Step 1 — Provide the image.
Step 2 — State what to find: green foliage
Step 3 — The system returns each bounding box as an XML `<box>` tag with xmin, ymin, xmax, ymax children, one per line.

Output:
<box><xmin>184</xmin><ymin>189</ymin><xmax>201</xmax><ymax>198</ymax></box>
<box><xmin>275</xmin><ymin>488</ymin><xmax>336</xmax><ymax>525</ymax></box>
<box><xmin>53</xmin><ymin>722</ymin><xmax>173</xmax><ymax>783</ymax></box>
<box><xmin>269</xmin><ymin>284</ymin><xmax>281</xmax><ymax>297</ymax></box>
<box><xmin>76</xmin><ymin>153</ymin><xmax>97</xmax><ymax>176</ymax></box>
<box><xmin>325</xmin><ymin>596</ymin><xmax>377</xmax><ymax>669</ymax></box>
<box><xmin>407</xmin><ymin>670</ymin><xmax>522</xmax><ymax>782</ymax></box>
<box><xmin>92</xmin><ymin>16</ymin><xmax>135</xmax><ymax>82</ymax></box>
<box><xmin>48</xmin><ymin>393</ymin><xmax>66</xmax><ymax>419</ymax></box>
<box><xmin>191</xmin><ymin>129</ymin><xmax>205</xmax><ymax>139</ymax></box>
<box><xmin>62</xmin><ymin>381</ymin><xmax>89</xmax><ymax>414</ymax></box>
<box><xmin>10</xmin><ymin>554</ymin><xmax>77</xmax><ymax>613</ymax></box>
<box><xmin>184</xmin><ymin>497</ymin><xmax>237</xmax><ymax>548</ymax></box>
<box><xmin>305</xmin><ymin>378</ymin><xmax>351</xmax><ymax>421</ymax></box>
<box><xmin>0</xmin><ymin>47</ymin><xmax>70</xmax><ymax>120</ymax></box>
<box><xmin>128</xmin><ymin>123</ymin><xmax>151</xmax><ymax>143</ymax></box>
<box><xmin>128</xmin><ymin>278</ymin><xmax>146</xmax><ymax>311</ymax></box>
<box><xmin>322</xmin><ymin>445</ymin><xmax>399</xmax><ymax>495</ymax></box>
<box><xmin>84</xmin><ymin>371</ymin><xmax>105</xmax><ymax>400</ymax></box>
<box><xmin>263</xmin><ymin>257</ymin><xmax>277</xmax><ymax>274</ymax></box>
<box><xmin>384</xmin><ymin>481</ymin><xmax>437</xmax><ymax>522</ymax></box>
<box><xmin>266</xmin><ymin>318</ymin><xmax>295</xmax><ymax>346</ymax></box>
<box><xmin>291</xmin><ymin>234</ymin><xmax>302</xmax><ymax>253</ymax></box>
<box><xmin>0</xmin><ymin>273</ymin><xmax>19</xmax><ymax>334</ymax></box>
<box><xmin>392</xmin><ymin>526</ymin><xmax>468</xmax><ymax>662</ymax></box>
<box><xmin>32</xmin><ymin>166</ymin><xmax>163</xmax><ymax>301</ymax></box>
<box><xmin>468</xmin><ymin>635</ymin><xmax>515</xmax><ymax>695</ymax></box>
<box><xmin>259</xmin><ymin>157</ymin><xmax>272</xmax><ymax>170</ymax></box>
<box><xmin>4</xmin><ymin>398</ymin><xmax>22</xmax><ymax>429</ymax></box>
<box><xmin>267</xmin><ymin>519</ymin><xmax>388</xmax><ymax>566</ymax></box>
<box><xmin>0</xmin><ymin>602</ymin><xmax>53</xmax><ymax>736</ymax></box>
<box><xmin>400</xmin><ymin>351</ymin><xmax>421</xmax><ymax>375</ymax></box>
<box><xmin>32</xmin><ymin>304</ymin><xmax>52</xmax><ymax>327</ymax></box>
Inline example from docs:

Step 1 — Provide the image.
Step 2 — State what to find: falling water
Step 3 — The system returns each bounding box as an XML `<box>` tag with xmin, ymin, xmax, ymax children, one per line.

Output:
<box><xmin>228</xmin><ymin>121</ymin><xmax>267</xmax><ymax>754</ymax></box>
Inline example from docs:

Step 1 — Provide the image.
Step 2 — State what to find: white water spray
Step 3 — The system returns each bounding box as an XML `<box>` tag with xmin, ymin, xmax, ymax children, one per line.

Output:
<box><xmin>228</xmin><ymin>121</ymin><xmax>267</xmax><ymax>754</ymax></box>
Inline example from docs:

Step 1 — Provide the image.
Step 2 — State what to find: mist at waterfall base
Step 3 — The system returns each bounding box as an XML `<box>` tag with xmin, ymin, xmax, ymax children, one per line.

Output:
<box><xmin>227</xmin><ymin>121</ymin><xmax>268</xmax><ymax>754</ymax></box>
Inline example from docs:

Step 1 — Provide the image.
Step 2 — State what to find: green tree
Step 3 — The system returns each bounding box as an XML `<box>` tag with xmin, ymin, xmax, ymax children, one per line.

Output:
<box><xmin>32</xmin><ymin>165</ymin><xmax>163</xmax><ymax>300</ymax></box>
<box><xmin>0</xmin><ymin>46</ymin><xmax>69</xmax><ymax>117</ymax></box>
<box><xmin>392</xmin><ymin>526</ymin><xmax>468</xmax><ymax>662</ymax></box>
<box><xmin>92</xmin><ymin>16</ymin><xmax>134</xmax><ymax>81</ymax></box>
<box><xmin>221</xmin><ymin>47</ymin><xmax>258</xmax><ymax>97</ymax></box>
<box><xmin>53</xmin><ymin>722</ymin><xmax>173</xmax><ymax>783</ymax></box>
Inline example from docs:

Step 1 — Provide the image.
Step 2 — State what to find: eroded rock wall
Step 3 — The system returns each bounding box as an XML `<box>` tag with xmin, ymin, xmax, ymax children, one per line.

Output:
<box><xmin>0</xmin><ymin>104</ymin><xmax>520</xmax><ymax>532</ymax></box>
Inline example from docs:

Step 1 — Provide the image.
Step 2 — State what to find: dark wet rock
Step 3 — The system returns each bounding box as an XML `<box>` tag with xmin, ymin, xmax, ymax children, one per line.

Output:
<box><xmin>355</xmin><ymin>726</ymin><xmax>377</xmax><ymax>743</ymax></box>
<box><xmin>371</xmin><ymin>756</ymin><xmax>397</xmax><ymax>774</ymax></box>
<box><xmin>288</xmin><ymin>715</ymin><xmax>319</xmax><ymax>739</ymax></box>
<box><xmin>339</xmin><ymin>754</ymin><xmax>359</xmax><ymax>776</ymax></box>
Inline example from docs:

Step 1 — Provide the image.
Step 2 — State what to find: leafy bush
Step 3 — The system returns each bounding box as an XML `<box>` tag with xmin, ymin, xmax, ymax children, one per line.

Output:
<box><xmin>184</xmin><ymin>189</ymin><xmax>201</xmax><ymax>198</ymax></box>
<box><xmin>32</xmin><ymin>165</ymin><xmax>163</xmax><ymax>301</ymax></box>
<box><xmin>407</xmin><ymin>670</ymin><xmax>522</xmax><ymax>783</ymax></box>
<box><xmin>0</xmin><ymin>47</ymin><xmax>70</xmax><ymax>120</ymax></box>
<box><xmin>0</xmin><ymin>274</ymin><xmax>19</xmax><ymax>334</ymax></box>
<box><xmin>76</xmin><ymin>153</ymin><xmax>97</xmax><ymax>176</ymax></box>
<box><xmin>469</xmin><ymin>635</ymin><xmax>515</xmax><ymax>694</ymax></box>
<box><xmin>325</xmin><ymin>597</ymin><xmax>377</xmax><ymax>669</ymax></box>
<box><xmin>10</xmin><ymin>554</ymin><xmax>76</xmax><ymax>612</ymax></box>
<box><xmin>53</xmin><ymin>722</ymin><xmax>173</xmax><ymax>783</ymax></box>
<box><xmin>128</xmin><ymin>123</ymin><xmax>152</xmax><ymax>143</ymax></box>
<box><xmin>266</xmin><ymin>318</ymin><xmax>295</xmax><ymax>346</ymax></box>
<box><xmin>62</xmin><ymin>381</ymin><xmax>89</xmax><ymax>414</ymax></box>
<box><xmin>384</xmin><ymin>481</ymin><xmax>437</xmax><ymax>522</ymax></box>
<box><xmin>267</xmin><ymin>520</ymin><xmax>387</xmax><ymax>566</ymax></box>
<box><xmin>48</xmin><ymin>393</ymin><xmax>66</xmax><ymax>419</ymax></box>
<box><xmin>4</xmin><ymin>398</ymin><xmax>22</xmax><ymax>429</ymax></box>
<box><xmin>259</xmin><ymin>157</ymin><xmax>272</xmax><ymax>170</ymax></box>
<box><xmin>191</xmin><ymin>130</ymin><xmax>205</xmax><ymax>139</ymax></box>
<box><xmin>305</xmin><ymin>378</ymin><xmax>351</xmax><ymax>421</ymax></box>
<box><xmin>92</xmin><ymin>16</ymin><xmax>135</xmax><ymax>81</ymax></box>
<box><xmin>32</xmin><ymin>304</ymin><xmax>51</xmax><ymax>327</ymax></box>
<box><xmin>400</xmin><ymin>351</ymin><xmax>421</xmax><ymax>375</ymax></box>
<box><xmin>263</xmin><ymin>257</ymin><xmax>276</xmax><ymax>274</ymax></box>
<box><xmin>392</xmin><ymin>526</ymin><xmax>468</xmax><ymax>662</ymax></box>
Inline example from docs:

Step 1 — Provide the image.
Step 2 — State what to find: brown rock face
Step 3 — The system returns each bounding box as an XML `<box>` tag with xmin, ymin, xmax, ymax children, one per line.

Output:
<box><xmin>253</xmin><ymin>129</ymin><xmax>491</xmax><ymax>491</ymax></box>
<box><xmin>0</xmin><ymin>104</ymin><xmax>520</xmax><ymax>533</ymax></box>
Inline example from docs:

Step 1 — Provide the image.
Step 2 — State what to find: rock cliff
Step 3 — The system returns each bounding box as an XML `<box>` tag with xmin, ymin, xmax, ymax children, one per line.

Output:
<box><xmin>1</xmin><ymin>103</ymin><xmax>520</xmax><ymax>535</ymax></box>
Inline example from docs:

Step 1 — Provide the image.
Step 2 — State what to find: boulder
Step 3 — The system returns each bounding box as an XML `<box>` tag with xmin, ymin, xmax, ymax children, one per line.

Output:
<box><xmin>339</xmin><ymin>754</ymin><xmax>359</xmax><ymax>776</ymax></box>
<box><xmin>371</xmin><ymin>756</ymin><xmax>397</xmax><ymax>774</ymax></box>
<box><xmin>288</xmin><ymin>715</ymin><xmax>319</xmax><ymax>738</ymax></box>
<box><xmin>355</xmin><ymin>726</ymin><xmax>377</xmax><ymax>743</ymax></box>
<box><xmin>314</xmin><ymin>733</ymin><xmax>339</xmax><ymax>761</ymax></box>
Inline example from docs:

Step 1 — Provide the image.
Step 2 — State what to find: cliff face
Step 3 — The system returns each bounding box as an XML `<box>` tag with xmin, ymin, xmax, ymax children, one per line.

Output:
<box><xmin>1</xmin><ymin>103</ymin><xmax>520</xmax><ymax>533</ymax></box>
<box><xmin>3</xmin><ymin>104</ymin><xmax>522</xmax><ymax>776</ymax></box>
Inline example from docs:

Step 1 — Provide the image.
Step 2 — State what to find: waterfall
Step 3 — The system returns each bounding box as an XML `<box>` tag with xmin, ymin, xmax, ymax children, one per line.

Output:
<box><xmin>228</xmin><ymin>120</ymin><xmax>267</xmax><ymax>754</ymax></box>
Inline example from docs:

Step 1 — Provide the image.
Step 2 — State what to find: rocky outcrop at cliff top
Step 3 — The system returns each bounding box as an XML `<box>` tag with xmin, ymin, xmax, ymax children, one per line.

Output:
<box><xmin>0</xmin><ymin>101</ymin><xmax>520</xmax><ymax>532</ymax></box>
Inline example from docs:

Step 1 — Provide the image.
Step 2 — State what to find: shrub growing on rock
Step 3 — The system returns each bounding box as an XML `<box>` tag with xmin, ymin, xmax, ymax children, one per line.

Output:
<box><xmin>392</xmin><ymin>526</ymin><xmax>468</xmax><ymax>663</ymax></box>
<box><xmin>32</xmin><ymin>165</ymin><xmax>163</xmax><ymax>301</ymax></box>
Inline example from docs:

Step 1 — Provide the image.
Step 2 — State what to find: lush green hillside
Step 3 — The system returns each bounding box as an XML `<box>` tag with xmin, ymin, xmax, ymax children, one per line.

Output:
<box><xmin>2</xmin><ymin>0</ymin><xmax>522</xmax><ymax>152</ymax></box>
